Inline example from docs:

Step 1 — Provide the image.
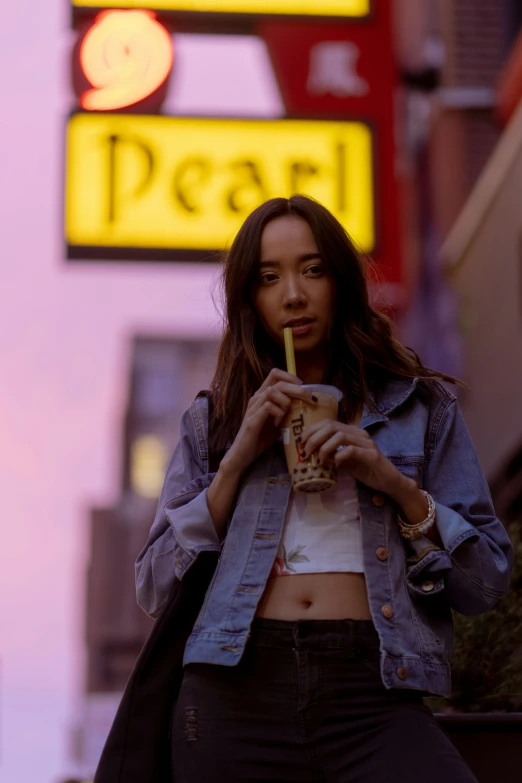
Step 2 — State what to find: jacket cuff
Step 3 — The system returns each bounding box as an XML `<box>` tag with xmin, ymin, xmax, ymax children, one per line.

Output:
<box><xmin>404</xmin><ymin>536</ymin><xmax>451</xmax><ymax>596</ymax></box>
<box><xmin>165</xmin><ymin>488</ymin><xmax>221</xmax><ymax>580</ymax></box>
<box><xmin>433</xmin><ymin>502</ymin><xmax>481</xmax><ymax>553</ymax></box>
<box><xmin>404</xmin><ymin>503</ymin><xmax>481</xmax><ymax>597</ymax></box>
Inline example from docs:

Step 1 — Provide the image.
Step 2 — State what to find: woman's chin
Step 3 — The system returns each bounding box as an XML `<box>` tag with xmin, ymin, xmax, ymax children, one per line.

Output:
<box><xmin>294</xmin><ymin>335</ymin><xmax>327</xmax><ymax>352</ymax></box>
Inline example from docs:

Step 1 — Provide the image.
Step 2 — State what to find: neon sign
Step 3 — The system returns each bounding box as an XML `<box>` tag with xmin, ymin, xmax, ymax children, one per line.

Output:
<box><xmin>65</xmin><ymin>113</ymin><xmax>375</xmax><ymax>258</ymax></box>
<box><xmin>78</xmin><ymin>10</ymin><xmax>173</xmax><ymax>111</ymax></box>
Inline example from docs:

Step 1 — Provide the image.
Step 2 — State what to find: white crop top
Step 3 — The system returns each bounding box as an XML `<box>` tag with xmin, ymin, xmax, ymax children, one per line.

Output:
<box><xmin>269</xmin><ymin>471</ymin><xmax>364</xmax><ymax>577</ymax></box>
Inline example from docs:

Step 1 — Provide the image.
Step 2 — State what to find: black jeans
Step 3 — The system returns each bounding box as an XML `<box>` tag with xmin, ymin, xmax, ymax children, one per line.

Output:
<box><xmin>171</xmin><ymin>617</ymin><xmax>477</xmax><ymax>783</ymax></box>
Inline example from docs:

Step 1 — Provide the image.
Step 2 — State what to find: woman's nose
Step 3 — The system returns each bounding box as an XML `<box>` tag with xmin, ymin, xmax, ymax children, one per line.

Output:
<box><xmin>282</xmin><ymin>277</ymin><xmax>307</xmax><ymax>307</ymax></box>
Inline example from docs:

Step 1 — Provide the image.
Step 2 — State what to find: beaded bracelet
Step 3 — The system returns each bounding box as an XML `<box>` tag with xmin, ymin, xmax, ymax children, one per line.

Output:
<box><xmin>397</xmin><ymin>491</ymin><xmax>436</xmax><ymax>540</ymax></box>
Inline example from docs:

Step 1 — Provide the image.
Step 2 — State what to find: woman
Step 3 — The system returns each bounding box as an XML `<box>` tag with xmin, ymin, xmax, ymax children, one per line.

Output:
<box><xmin>136</xmin><ymin>195</ymin><xmax>512</xmax><ymax>783</ymax></box>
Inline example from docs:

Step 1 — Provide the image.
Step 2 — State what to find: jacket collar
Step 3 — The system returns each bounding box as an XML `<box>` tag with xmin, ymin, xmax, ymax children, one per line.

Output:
<box><xmin>361</xmin><ymin>376</ymin><xmax>419</xmax><ymax>428</ymax></box>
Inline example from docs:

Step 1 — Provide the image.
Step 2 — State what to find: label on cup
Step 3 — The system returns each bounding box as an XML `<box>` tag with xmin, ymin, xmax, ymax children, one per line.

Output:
<box><xmin>281</xmin><ymin>387</ymin><xmax>340</xmax><ymax>493</ymax></box>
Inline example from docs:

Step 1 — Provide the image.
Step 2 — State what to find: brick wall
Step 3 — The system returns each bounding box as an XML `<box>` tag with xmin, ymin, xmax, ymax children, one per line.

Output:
<box><xmin>445</xmin><ymin>0</ymin><xmax>507</xmax><ymax>87</ymax></box>
<box><xmin>434</xmin><ymin>0</ymin><xmax>516</xmax><ymax>223</ymax></box>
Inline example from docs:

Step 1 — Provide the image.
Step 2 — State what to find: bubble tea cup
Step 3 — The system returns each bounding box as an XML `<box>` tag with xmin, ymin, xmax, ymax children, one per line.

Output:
<box><xmin>281</xmin><ymin>384</ymin><xmax>344</xmax><ymax>492</ymax></box>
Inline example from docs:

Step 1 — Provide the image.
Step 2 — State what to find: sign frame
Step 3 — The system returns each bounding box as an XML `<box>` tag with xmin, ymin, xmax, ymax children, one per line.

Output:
<box><xmin>71</xmin><ymin>1</ymin><xmax>374</xmax><ymax>31</ymax></box>
<box><xmin>63</xmin><ymin>112</ymin><xmax>379</xmax><ymax>264</ymax></box>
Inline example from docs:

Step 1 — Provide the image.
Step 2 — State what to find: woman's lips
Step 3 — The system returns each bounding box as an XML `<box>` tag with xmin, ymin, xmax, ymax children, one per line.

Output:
<box><xmin>289</xmin><ymin>322</ymin><xmax>314</xmax><ymax>336</ymax></box>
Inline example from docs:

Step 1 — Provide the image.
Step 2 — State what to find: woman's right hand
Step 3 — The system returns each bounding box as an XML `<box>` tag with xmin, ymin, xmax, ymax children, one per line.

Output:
<box><xmin>221</xmin><ymin>368</ymin><xmax>317</xmax><ymax>476</ymax></box>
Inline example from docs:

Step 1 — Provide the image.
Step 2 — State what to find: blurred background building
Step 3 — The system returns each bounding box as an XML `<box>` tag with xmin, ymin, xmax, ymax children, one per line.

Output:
<box><xmin>2</xmin><ymin>1</ymin><xmax>522</xmax><ymax>781</ymax></box>
<box><xmin>395</xmin><ymin>0</ymin><xmax>519</xmax><ymax>369</ymax></box>
<box><xmin>441</xmin><ymin>21</ymin><xmax>522</xmax><ymax>523</ymax></box>
<box><xmin>74</xmin><ymin>337</ymin><xmax>216</xmax><ymax>774</ymax></box>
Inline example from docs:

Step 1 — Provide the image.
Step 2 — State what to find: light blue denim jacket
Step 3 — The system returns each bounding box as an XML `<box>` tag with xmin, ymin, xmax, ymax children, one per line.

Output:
<box><xmin>136</xmin><ymin>377</ymin><xmax>513</xmax><ymax>697</ymax></box>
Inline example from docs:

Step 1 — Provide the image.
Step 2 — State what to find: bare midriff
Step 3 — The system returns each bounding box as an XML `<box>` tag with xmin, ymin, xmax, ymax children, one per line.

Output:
<box><xmin>256</xmin><ymin>409</ymin><xmax>370</xmax><ymax>621</ymax></box>
<box><xmin>255</xmin><ymin>572</ymin><xmax>372</xmax><ymax>621</ymax></box>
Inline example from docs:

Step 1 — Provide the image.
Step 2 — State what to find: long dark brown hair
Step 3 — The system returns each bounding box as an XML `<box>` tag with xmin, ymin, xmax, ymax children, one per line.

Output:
<box><xmin>208</xmin><ymin>195</ymin><xmax>461</xmax><ymax>454</ymax></box>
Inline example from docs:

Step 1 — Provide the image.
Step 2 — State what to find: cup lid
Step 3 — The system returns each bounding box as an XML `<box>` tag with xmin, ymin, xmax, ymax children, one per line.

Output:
<box><xmin>301</xmin><ymin>384</ymin><xmax>344</xmax><ymax>402</ymax></box>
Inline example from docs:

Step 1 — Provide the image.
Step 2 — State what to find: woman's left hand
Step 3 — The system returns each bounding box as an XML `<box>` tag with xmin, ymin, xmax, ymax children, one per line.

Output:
<box><xmin>299</xmin><ymin>420</ymin><xmax>408</xmax><ymax>501</ymax></box>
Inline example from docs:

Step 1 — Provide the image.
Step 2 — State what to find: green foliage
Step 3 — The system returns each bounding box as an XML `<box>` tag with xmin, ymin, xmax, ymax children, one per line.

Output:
<box><xmin>426</xmin><ymin>522</ymin><xmax>522</xmax><ymax>713</ymax></box>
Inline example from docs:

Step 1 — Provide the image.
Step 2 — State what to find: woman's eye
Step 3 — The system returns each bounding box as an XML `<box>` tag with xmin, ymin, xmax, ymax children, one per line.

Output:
<box><xmin>259</xmin><ymin>266</ymin><xmax>323</xmax><ymax>284</ymax></box>
<box><xmin>260</xmin><ymin>273</ymin><xmax>278</xmax><ymax>283</ymax></box>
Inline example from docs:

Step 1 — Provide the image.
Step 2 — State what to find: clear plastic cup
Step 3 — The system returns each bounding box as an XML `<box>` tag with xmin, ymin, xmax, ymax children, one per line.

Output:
<box><xmin>281</xmin><ymin>384</ymin><xmax>344</xmax><ymax>492</ymax></box>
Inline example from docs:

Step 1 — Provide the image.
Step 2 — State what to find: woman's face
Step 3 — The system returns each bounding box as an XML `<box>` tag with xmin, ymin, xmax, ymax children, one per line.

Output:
<box><xmin>252</xmin><ymin>215</ymin><xmax>336</xmax><ymax>357</ymax></box>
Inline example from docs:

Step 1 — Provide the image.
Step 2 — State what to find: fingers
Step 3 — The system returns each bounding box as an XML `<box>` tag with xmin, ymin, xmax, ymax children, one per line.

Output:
<box><xmin>334</xmin><ymin>444</ymin><xmax>377</xmax><ymax>469</ymax></box>
<box><xmin>300</xmin><ymin>421</ymin><xmax>371</xmax><ymax>444</ymax></box>
<box><xmin>250</xmin><ymin>390</ymin><xmax>290</xmax><ymax>424</ymax></box>
<box><xmin>260</xmin><ymin>400</ymin><xmax>286</xmax><ymax>427</ymax></box>
<box><xmin>245</xmin><ymin>399</ymin><xmax>286</xmax><ymax>430</ymax></box>
<box><xmin>313</xmin><ymin>431</ymin><xmax>347</xmax><ymax>463</ymax></box>
<box><xmin>269</xmin><ymin>383</ymin><xmax>317</xmax><ymax>403</ymax></box>
<box><xmin>249</xmin><ymin>381</ymin><xmax>316</xmax><ymax>417</ymax></box>
<box><xmin>258</xmin><ymin>368</ymin><xmax>303</xmax><ymax>393</ymax></box>
<box><xmin>245</xmin><ymin>369</ymin><xmax>316</xmax><ymax>433</ymax></box>
<box><xmin>300</xmin><ymin>421</ymin><xmax>371</xmax><ymax>460</ymax></box>
<box><xmin>249</xmin><ymin>378</ymin><xmax>317</xmax><ymax>429</ymax></box>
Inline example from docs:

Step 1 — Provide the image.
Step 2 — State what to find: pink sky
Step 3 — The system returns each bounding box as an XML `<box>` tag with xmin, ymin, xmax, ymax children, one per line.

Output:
<box><xmin>0</xmin><ymin>4</ymin><xmax>282</xmax><ymax>780</ymax></box>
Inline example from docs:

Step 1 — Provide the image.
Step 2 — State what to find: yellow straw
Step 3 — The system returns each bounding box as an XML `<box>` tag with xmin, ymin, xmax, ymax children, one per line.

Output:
<box><xmin>284</xmin><ymin>327</ymin><xmax>296</xmax><ymax>376</ymax></box>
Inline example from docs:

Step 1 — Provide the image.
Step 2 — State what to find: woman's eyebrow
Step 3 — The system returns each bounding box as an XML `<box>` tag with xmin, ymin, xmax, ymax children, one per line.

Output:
<box><xmin>259</xmin><ymin>253</ymin><xmax>322</xmax><ymax>268</ymax></box>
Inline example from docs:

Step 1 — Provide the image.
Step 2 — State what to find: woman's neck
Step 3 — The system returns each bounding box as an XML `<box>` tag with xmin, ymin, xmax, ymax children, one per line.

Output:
<box><xmin>295</xmin><ymin>357</ymin><xmax>326</xmax><ymax>385</ymax></box>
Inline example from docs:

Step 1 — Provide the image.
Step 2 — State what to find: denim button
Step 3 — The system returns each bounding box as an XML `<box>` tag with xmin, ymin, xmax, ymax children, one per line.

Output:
<box><xmin>376</xmin><ymin>547</ymin><xmax>388</xmax><ymax>561</ymax></box>
<box><xmin>372</xmin><ymin>494</ymin><xmax>385</xmax><ymax>507</ymax></box>
<box><xmin>381</xmin><ymin>604</ymin><xmax>393</xmax><ymax>619</ymax></box>
<box><xmin>397</xmin><ymin>666</ymin><xmax>408</xmax><ymax>681</ymax></box>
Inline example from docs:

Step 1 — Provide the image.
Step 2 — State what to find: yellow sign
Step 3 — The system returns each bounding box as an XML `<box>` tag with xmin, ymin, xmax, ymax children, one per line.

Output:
<box><xmin>65</xmin><ymin>113</ymin><xmax>375</xmax><ymax>256</ymax></box>
<box><xmin>71</xmin><ymin>0</ymin><xmax>370</xmax><ymax>18</ymax></box>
